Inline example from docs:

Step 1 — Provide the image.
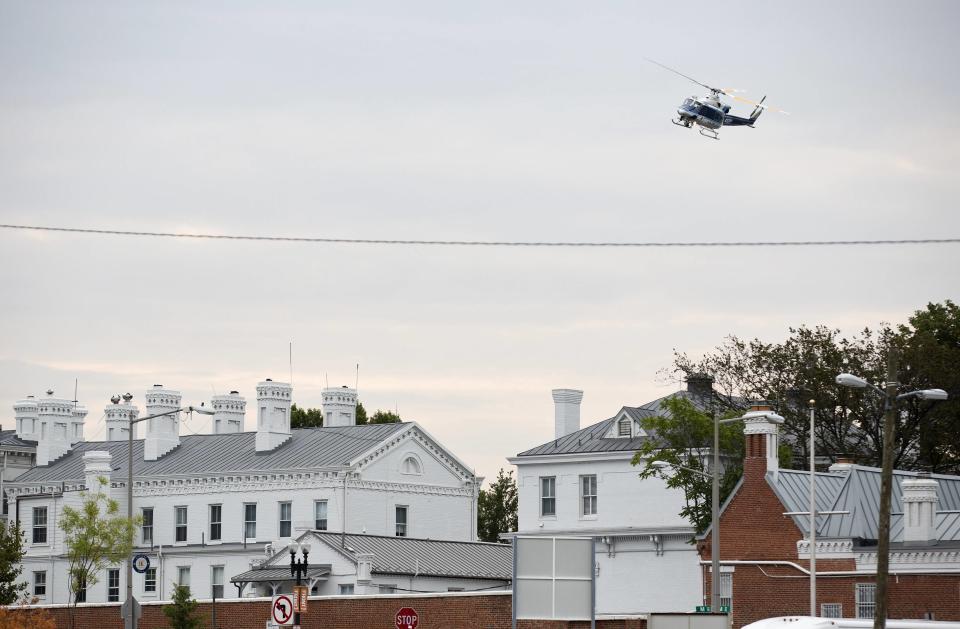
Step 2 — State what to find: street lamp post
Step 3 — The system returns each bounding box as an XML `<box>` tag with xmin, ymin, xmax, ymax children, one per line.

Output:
<box><xmin>653</xmin><ymin>406</ymin><xmax>784</xmax><ymax>614</ymax></box>
<box><xmin>121</xmin><ymin>398</ymin><xmax>213</xmax><ymax>629</ymax></box>
<box><xmin>289</xmin><ymin>542</ymin><xmax>312</xmax><ymax>627</ymax></box>
<box><xmin>836</xmin><ymin>353</ymin><xmax>948</xmax><ymax>629</ymax></box>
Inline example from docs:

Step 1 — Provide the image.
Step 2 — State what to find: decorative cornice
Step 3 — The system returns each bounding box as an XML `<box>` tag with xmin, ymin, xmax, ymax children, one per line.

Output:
<box><xmin>797</xmin><ymin>539</ymin><xmax>854</xmax><ymax>558</ymax></box>
<box><xmin>858</xmin><ymin>549</ymin><xmax>960</xmax><ymax>568</ymax></box>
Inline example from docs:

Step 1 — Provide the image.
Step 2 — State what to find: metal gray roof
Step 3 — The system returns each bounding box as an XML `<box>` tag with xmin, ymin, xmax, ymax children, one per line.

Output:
<box><xmin>771</xmin><ymin>466</ymin><xmax>960</xmax><ymax>543</ymax></box>
<box><xmin>517</xmin><ymin>390</ymin><xmax>711</xmax><ymax>457</ymax></box>
<box><xmin>308</xmin><ymin>531</ymin><xmax>512</xmax><ymax>580</ymax></box>
<box><xmin>11</xmin><ymin>424</ymin><xmax>409</xmax><ymax>483</ymax></box>
<box><xmin>230</xmin><ymin>565</ymin><xmax>330</xmax><ymax>584</ymax></box>
<box><xmin>0</xmin><ymin>430</ymin><xmax>35</xmax><ymax>449</ymax></box>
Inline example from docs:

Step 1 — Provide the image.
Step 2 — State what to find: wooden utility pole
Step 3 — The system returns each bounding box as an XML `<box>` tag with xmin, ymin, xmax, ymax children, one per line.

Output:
<box><xmin>874</xmin><ymin>347</ymin><xmax>899</xmax><ymax>629</ymax></box>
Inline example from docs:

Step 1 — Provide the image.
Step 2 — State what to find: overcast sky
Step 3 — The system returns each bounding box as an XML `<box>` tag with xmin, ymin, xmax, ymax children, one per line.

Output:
<box><xmin>1</xmin><ymin>1</ymin><xmax>958</xmax><ymax>483</ymax></box>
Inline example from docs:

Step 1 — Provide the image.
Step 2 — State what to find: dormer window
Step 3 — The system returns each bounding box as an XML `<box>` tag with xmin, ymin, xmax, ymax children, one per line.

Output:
<box><xmin>618</xmin><ymin>417</ymin><xmax>632</xmax><ymax>437</ymax></box>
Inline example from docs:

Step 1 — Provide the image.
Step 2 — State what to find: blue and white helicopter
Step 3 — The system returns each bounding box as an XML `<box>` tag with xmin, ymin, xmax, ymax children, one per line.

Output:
<box><xmin>647</xmin><ymin>59</ymin><xmax>787</xmax><ymax>140</ymax></box>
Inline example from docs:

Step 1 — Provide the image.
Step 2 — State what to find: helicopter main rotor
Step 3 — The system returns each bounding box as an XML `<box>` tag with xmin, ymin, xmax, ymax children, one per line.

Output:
<box><xmin>645</xmin><ymin>58</ymin><xmax>789</xmax><ymax>114</ymax></box>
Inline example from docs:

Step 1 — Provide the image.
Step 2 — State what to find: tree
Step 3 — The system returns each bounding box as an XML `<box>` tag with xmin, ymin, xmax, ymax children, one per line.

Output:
<box><xmin>477</xmin><ymin>469</ymin><xmax>518</xmax><ymax>543</ymax></box>
<box><xmin>667</xmin><ymin>301</ymin><xmax>960</xmax><ymax>473</ymax></box>
<box><xmin>0</xmin><ymin>596</ymin><xmax>57</xmax><ymax>629</ymax></box>
<box><xmin>290</xmin><ymin>403</ymin><xmax>324</xmax><ymax>428</ymax></box>
<box><xmin>0</xmin><ymin>521</ymin><xmax>26</xmax><ymax>605</ymax></box>
<box><xmin>60</xmin><ymin>477</ymin><xmax>139</xmax><ymax>620</ymax></box>
<box><xmin>356</xmin><ymin>401</ymin><xmax>368</xmax><ymax>424</ymax></box>
<box><xmin>164</xmin><ymin>584</ymin><xmax>202</xmax><ymax>629</ymax></box>
<box><xmin>369</xmin><ymin>410</ymin><xmax>402</xmax><ymax>424</ymax></box>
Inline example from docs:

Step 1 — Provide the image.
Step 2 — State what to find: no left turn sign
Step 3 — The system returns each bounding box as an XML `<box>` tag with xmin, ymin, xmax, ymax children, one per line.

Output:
<box><xmin>272</xmin><ymin>594</ymin><xmax>294</xmax><ymax>626</ymax></box>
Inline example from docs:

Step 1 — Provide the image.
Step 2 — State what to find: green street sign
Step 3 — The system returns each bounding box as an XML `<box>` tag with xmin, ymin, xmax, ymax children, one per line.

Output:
<box><xmin>720</xmin><ymin>606</ymin><xmax>731</xmax><ymax>613</ymax></box>
<box><xmin>696</xmin><ymin>606</ymin><xmax>711</xmax><ymax>613</ymax></box>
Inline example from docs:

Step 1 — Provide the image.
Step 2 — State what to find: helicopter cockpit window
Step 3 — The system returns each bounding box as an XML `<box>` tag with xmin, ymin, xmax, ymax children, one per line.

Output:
<box><xmin>701</xmin><ymin>107</ymin><xmax>723</xmax><ymax>123</ymax></box>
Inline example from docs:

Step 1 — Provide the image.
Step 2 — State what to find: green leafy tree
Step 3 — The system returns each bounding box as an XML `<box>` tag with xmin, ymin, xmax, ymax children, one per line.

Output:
<box><xmin>477</xmin><ymin>469</ymin><xmax>518</xmax><ymax>543</ymax></box>
<box><xmin>0</xmin><ymin>521</ymin><xmax>27</xmax><ymax>605</ymax></box>
<box><xmin>290</xmin><ymin>403</ymin><xmax>324</xmax><ymax>428</ymax></box>
<box><xmin>60</xmin><ymin>477</ymin><xmax>139</xmax><ymax>619</ymax></box>
<box><xmin>164</xmin><ymin>584</ymin><xmax>202</xmax><ymax>629</ymax></box>
<box><xmin>356</xmin><ymin>401</ymin><xmax>368</xmax><ymax>424</ymax></box>
<box><xmin>369</xmin><ymin>410</ymin><xmax>402</xmax><ymax>424</ymax></box>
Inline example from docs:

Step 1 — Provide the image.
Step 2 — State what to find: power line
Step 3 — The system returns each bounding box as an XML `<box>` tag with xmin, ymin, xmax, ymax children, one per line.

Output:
<box><xmin>2</xmin><ymin>223</ymin><xmax>959</xmax><ymax>248</ymax></box>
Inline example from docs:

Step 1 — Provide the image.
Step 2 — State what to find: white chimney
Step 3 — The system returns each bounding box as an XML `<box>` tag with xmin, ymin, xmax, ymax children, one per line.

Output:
<box><xmin>355</xmin><ymin>552</ymin><xmax>374</xmax><ymax>594</ymax></box>
<box><xmin>552</xmin><ymin>389</ymin><xmax>583</xmax><ymax>439</ymax></box>
<box><xmin>105</xmin><ymin>394</ymin><xmax>139</xmax><ymax>442</ymax></box>
<box><xmin>14</xmin><ymin>395</ymin><xmax>39</xmax><ymax>441</ymax></box>
<box><xmin>36</xmin><ymin>390</ymin><xmax>73</xmax><ymax>465</ymax></box>
<box><xmin>322</xmin><ymin>386</ymin><xmax>357</xmax><ymax>427</ymax></box>
<box><xmin>212</xmin><ymin>391</ymin><xmax>246</xmax><ymax>434</ymax></box>
<box><xmin>255</xmin><ymin>379</ymin><xmax>292</xmax><ymax>452</ymax></box>
<box><xmin>70</xmin><ymin>404</ymin><xmax>88</xmax><ymax>445</ymax></box>
<box><xmin>901</xmin><ymin>472</ymin><xmax>939</xmax><ymax>545</ymax></box>
<box><xmin>83</xmin><ymin>450</ymin><xmax>113</xmax><ymax>494</ymax></box>
<box><xmin>144</xmin><ymin>385</ymin><xmax>182</xmax><ymax>461</ymax></box>
<box><xmin>828</xmin><ymin>457</ymin><xmax>855</xmax><ymax>474</ymax></box>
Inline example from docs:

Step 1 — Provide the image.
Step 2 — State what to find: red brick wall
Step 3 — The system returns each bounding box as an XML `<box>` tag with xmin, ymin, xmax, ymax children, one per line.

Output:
<box><xmin>39</xmin><ymin>593</ymin><xmax>648</xmax><ymax>629</ymax></box>
<box><xmin>699</xmin><ymin>437</ymin><xmax>960</xmax><ymax>628</ymax></box>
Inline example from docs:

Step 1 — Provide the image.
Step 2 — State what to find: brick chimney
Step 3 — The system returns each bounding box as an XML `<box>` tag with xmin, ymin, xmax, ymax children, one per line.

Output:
<box><xmin>742</xmin><ymin>401</ymin><xmax>781</xmax><ymax>481</ymax></box>
<box><xmin>901</xmin><ymin>472</ymin><xmax>939</xmax><ymax>545</ymax></box>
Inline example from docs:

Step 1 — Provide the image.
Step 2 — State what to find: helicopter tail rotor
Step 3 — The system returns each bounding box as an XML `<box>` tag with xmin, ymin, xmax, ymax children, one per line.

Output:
<box><xmin>750</xmin><ymin>96</ymin><xmax>767</xmax><ymax>122</ymax></box>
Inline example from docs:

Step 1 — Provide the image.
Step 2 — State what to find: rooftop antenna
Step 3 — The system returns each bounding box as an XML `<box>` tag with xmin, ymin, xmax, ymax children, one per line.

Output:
<box><xmin>355</xmin><ymin>363</ymin><xmax>359</xmax><ymax>391</ymax></box>
<box><xmin>289</xmin><ymin>341</ymin><xmax>293</xmax><ymax>387</ymax></box>
<box><xmin>325</xmin><ymin>373</ymin><xmax>329</xmax><ymax>388</ymax></box>
<box><xmin>73</xmin><ymin>378</ymin><xmax>78</xmax><ymax>407</ymax></box>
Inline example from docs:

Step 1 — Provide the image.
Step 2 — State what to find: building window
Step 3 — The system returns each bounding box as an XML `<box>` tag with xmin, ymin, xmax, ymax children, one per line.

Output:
<box><xmin>142</xmin><ymin>507</ymin><xmax>153</xmax><ymax>545</ymax></box>
<box><xmin>401</xmin><ymin>456</ymin><xmax>422</xmax><ymax>475</ymax></box>
<box><xmin>395</xmin><ymin>505</ymin><xmax>408</xmax><ymax>537</ymax></box>
<box><xmin>540</xmin><ymin>477</ymin><xmax>556</xmax><ymax>517</ymax></box>
<box><xmin>618</xmin><ymin>417</ymin><xmax>631</xmax><ymax>437</ymax></box>
<box><xmin>244</xmin><ymin>503</ymin><xmax>257</xmax><ymax>539</ymax></box>
<box><xmin>580</xmin><ymin>475</ymin><xmax>598</xmax><ymax>516</ymax></box>
<box><xmin>32</xmin><ymin>507</ymin><xmax>48</xmax><ymax>544</ymax></box>
<box><xmin>211</xmin><ymin>566</ymin><xmax>224</xmax><ymax>599</ymax></box>
<box><xmin>339</xmin><ymin>584</ymin><xmax>354</xmax><ymax>595</ymax></box>
<box><xmin>144</xmin><ymin>568</ymin><xmax>157</xmax><ymax>593</ymax></box>
<box><xmin>379</xmin><ymin>584</ymin><xmax>397</xmax><ymax>594</ymax></box>
<box><xmin>177</xmin><ymin>566</ymin><xmax>191</xmax><ymax>594</ymax></box>
<box><xmin>856</xmin><ymin>583</ymin><xmax>876</xmax><ymax>619</ymax></box>
<box><xmin>822</xmin><ymin>604</ymin><xmax>842</xmax><ymax>618</ymax></box>
<box><xmin>719</xmin><ymin>572</ymin><xmax>733</xmax><ymax>610</ymax></box>
<box><xmin>279</xmin><ymin>502</ymin><xmax>292</xmax><ymax>537</ymax></box>
<box><xmin>33</xmin><ymin>571</ymin><xmax>46</xmax><ymax>597</ymax></box>
<box><xmin>175</xmin><ymin>506</ymin><xmax>188</xmax><ymax>542</ymax></box>
<box><xmin>209</xmin><ymin>504</ymin><xmax>222</xmax><ymax>542</ymax></box>
<box><xmin>315</xmin><ymin>500</ymin><xmax>328</xmax><ymax>531</ymax></box>
<box><xmin>75</xmin><ymin>576</ymin><xmax>87</xmax><ymax>603</ymax></box>
<box><xmin>107</xmin><ymin>568</ymin><xmax>120</xmax><ymax>602</ymax></box>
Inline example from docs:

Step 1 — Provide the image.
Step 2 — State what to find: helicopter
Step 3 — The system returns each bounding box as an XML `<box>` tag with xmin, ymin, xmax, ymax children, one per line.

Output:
<box><xmin>646</xmin><ymin>58</ymin><xmax>787</xmax><ymax>140</ymax></box>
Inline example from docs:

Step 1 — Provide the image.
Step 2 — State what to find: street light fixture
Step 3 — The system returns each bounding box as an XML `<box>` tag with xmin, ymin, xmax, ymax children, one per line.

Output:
<box><xmin>652</xmin><ymin>406</ymin><xmax>783</xmax><ymax>615</ymax></box>
<box><xmin>835</xmin><ymin>360</ymin><xmax>948</xmax><ymax>629</ymax></box>
<box><xmin>122</xmin><ymin>399</ymin><xmax>214</xmax><ymax>629</ymax></box>
<box><xmin>289</xmin><ymin>541</ymin><xmax>312</xmax><ymax>627</ymax></box>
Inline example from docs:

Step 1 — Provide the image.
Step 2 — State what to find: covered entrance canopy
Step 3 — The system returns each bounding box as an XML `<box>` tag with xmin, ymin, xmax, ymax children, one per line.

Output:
<box><xmin>231</xmin><ymin>565</ymin><xmax>331</xmax><ymax>596</ymax></box>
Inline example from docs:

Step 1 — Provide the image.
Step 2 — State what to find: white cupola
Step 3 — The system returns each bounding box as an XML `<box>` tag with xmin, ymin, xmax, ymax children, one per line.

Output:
<box><xmin>83</xmin><ymin>450</ymin><xmax>113</xmax><ymax>494</ymax></box>
<box><xmin>322</xmin><ymin>386</ymin><xmax>358</xmax><ymax>427</ymax></box>
<box><xmin>14</xmin><ymin>395</ymin><xmax>39</xmax><ymax>441</ymax></box>
<box><xmin>105</xmin><ymin>393</ymin><xmax>139</xmax><ymax>442</ymax></box>
<box><xmin>144</xmin><ymin>384</ymin><xmax>182</xmax><ymax>461</ymax></box>
<box><xmin>552</xmin><ymin>388</ymin><xmax>583</xmax><ymax>439</ymax></box>
<box><xmin>70</xmin><ymin>404</ymin><xmax>88</xmax><ymax>445</ymax></box>
<box><xmin>901</xmin><ymin>472</ymin><xmax>939</xmax><ymax>545</ymax></box>
<box><xmin>36</xmin><ymin>390</ymin><xmax>74</xmax><ymax>465</ymax></box>
<box><xmin>212</xmin><ymin>390</ymin><xmax>245</xmax><ymax>434</ymax></box>
<box><xmin>255</xmin><ymin>379</ymin><xmax>292</xmax><ymax>451</ymax></box>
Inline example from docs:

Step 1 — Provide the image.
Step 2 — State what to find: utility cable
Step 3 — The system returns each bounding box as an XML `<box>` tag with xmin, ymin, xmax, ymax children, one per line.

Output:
<box><xmin>2</xmin><ymin>223</ymin><xmax>958</xmax><ymax>248</ymax></box>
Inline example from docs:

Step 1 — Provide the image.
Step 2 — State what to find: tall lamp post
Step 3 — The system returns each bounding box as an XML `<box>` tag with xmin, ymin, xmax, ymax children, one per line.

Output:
<box><xmin>120</xmin><ymin>397</ymin><xmax>213</xmax><ymax>629</ymax></box>
<box><xmin>836</xmin><ymin>354</ymin><xmax>948</xmax><ymax>629</ymax></box>
<box><xmin>653</xmin><ymin>406</ymin><xmax>784</xmax><ymax>613</ymax></box>
<box><xmin>289</xmin><ymin>541</ymin><xmax>312</xmax><ymax>627</ymax></box>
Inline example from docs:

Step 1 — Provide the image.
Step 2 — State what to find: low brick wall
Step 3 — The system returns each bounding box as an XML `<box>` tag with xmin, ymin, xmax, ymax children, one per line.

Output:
<box><xmin>39</xmin><ymin>592</ymin><xmax>647</xmax><ymax>629</ymax></box>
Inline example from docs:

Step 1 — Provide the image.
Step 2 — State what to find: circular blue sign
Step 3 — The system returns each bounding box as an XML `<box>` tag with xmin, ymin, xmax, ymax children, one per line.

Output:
<box><xmin>132</xmin><ymin>554</ymin><xmax>151</xmax><ymax>574</ymax></box>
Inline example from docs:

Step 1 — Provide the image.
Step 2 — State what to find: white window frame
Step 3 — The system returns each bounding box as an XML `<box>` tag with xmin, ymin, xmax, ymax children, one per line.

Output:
<box><xmin>395</xmin><ymin>505</ymin><xmax>408</xmax><ymax>537</ymax></box>
<box><xmin>279</xmin><ymin>502</ymin><xmax>292</xmax><ymax>537</ymax></box>
<box><xmin>144</xmin><ymin>567</ymin><xmax>157</xmax><ymax>593</ymax></box>
<box><xmin>719</xmin><ymin>572</ymin><xmax>733</xmax><ymax>610</ymax></box>
<box><xmin>174</xmin><ymin>506</ymin><xmax>188</xmax><ymax>543</ymax></box>
<box><xmin>338</xmin><ymin>584</ymin><xmax>354</xmax><ymax>595</ymax></box>
<box><xmin>141</xmin><ymin>507</ymin><xmax>153</xmax><ymax>545</ymax></box>
<box><xmin>856</xmin><ymin>583</ymin><xmax>876</xmax><ymax>619</ymax></box>
<box><xmin>209</xmin><ymin>504</ymin><xmax>222</xmax><ymax>542</ymax></box>
<box><xmin>618</xmin><ymin>417</ymin><xmax>631</xmax><ymax>437</ymax></box>
<box><xmin>211</xmin><ymin>565</ymin><xmax>224</xmax><ymax>599</ymax></box>
<box><xmin>821</xmin><ymin>603</ymin><xmax>842</xmax><ymax>619</ymax></box>
<box><xmin>314</xmin><ymin>500</ymin><xmax>328</xmax><ymax>531</ymax></box>
<box><xmin>32</xmin><ymin>506</ymin><xmax>48</xmax><ymax>544</ymax></box>
<box><xmin>540</xmin><ymin>476</ymin><xmax>556</xmax><ymax>517</ymax></box>
<box><xmin>177</xmin><ymin>566</ymin><xmax>191</xmax><ymax>593</ymax></box>
<box><xmin>107</xmin><ymin>568</ymin><xmax>120</xmax><ymax>602</ymax></box>
<box><xmin>243</xmin><ymin>503</ymin><xmax>257</xmax><ymax>540</ymax></box>
<box><xmin>33</xmin><ymin>571</ymin><xmax>46</xmax><ymax>597</ymax></box>
<box><xmin>580</xmin><ymin>474</ymin><xmax>598</xmax><ymax>517</ymax></box>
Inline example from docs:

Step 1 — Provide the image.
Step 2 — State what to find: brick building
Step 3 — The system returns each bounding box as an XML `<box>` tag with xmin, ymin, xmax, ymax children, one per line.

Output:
<box><xmin>699</xmin><ymin>403</ymin><xmax>960</xmax><ymax>628</ymax></box>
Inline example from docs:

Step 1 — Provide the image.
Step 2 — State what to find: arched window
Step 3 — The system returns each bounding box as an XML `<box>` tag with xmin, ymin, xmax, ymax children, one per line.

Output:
<box><xmin>401</xmin><ymin>456</ymin><xmax>422</xmax><ymax>475</ymax></box>
<box><xmin>618</xmin><ymin>417</ymin><xmax>632</xmax><ymax>437</ymax></box>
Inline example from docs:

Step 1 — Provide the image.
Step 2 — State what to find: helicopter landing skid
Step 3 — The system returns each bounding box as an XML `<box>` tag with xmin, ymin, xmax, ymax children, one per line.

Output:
<box><xmin>671</xmin><ymin>118</ymin><xmax>692</xmax><ymax>128</ymax></box>
<box><xmin>698</xmin><ymin>127</ymin><xmax>719</xmax><ymax>140</ymax></box>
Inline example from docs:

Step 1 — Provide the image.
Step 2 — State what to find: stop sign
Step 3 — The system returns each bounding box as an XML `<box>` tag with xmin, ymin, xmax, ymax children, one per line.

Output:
<box><xmin>396</xmin><ymin>607</ymin><xmax>419</xmax><ymax>629</ymax></box>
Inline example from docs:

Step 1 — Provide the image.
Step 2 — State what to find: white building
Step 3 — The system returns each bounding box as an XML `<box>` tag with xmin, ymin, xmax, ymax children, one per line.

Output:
<box><xmin>7</xmin><ymin>380</ymin><xmax>485</xmax><ymax>605</ymax></box>
<box><xmin>507</xmin><ymin>382</ymin><xmax>711</xmax><ymax>616</ymax></box>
